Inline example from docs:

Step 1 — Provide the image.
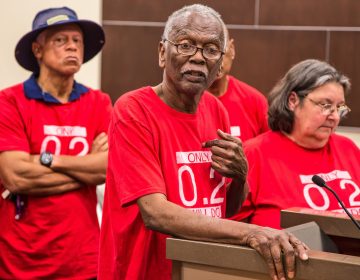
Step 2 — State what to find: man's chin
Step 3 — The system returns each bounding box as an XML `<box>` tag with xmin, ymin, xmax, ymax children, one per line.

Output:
<box><xmin>181</xmin><ymin>82</ymin><xmax>207</xmax><ymax>96</ymax></box>
<box><xmin>60</xmin><ymin>66</ymin><xmax>81</xmax><ymax>76</ymax></box>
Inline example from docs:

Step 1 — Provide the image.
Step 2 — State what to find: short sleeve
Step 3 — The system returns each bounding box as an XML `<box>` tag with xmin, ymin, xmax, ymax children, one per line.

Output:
<box><xmin>0</xmin><ymin>88</ymin><xmax>30</xmax><ymax>152</ymax></box>
<box><xmin>108</xmin><ymin>101</ymin><xmax>166</xmax><ymax>206</ymax></box>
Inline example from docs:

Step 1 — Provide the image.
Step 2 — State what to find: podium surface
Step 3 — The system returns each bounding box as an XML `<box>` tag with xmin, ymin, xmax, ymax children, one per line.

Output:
<box><xmin>281</xmin><ymin>207</ymin><xmax>360</xmax><ymax>256</ymax></box>
<box><xmin>167</xmin><ymin>208</ymin><xmax>360</xmax><ymax>280</ymax></box>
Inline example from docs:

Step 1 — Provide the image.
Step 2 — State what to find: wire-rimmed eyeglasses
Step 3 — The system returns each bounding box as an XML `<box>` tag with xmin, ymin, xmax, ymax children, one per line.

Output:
<box><xmin>306</xmin><ymin>96</ymin><xmax>351</xmax><ymax>119</ymax></box>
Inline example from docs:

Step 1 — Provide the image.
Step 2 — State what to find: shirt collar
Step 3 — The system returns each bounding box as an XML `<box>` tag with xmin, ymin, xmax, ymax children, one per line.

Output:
<box><xmin>24</xmin><ymin>74</ymin><xmax>88</xmax><ymax>104</ymax></box>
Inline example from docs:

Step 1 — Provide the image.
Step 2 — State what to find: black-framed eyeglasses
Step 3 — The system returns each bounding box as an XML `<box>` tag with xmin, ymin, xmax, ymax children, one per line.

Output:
<box><xmin>164</xmin><ymin>39</ymin><xmax>224</xmax><ymax>61</ymax></box>
<box><xmin>306</xmin><ymin>96</ymin><xmax>351</xmax><ymax>119</ymax></box>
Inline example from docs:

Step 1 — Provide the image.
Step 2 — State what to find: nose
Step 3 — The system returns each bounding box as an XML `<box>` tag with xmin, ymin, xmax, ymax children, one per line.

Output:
<box><xmin>327</xmin><ymin>107</ymin><xmax>341</xmax><ymax>121</ymax></box>
<box><xmin>65</xmin><ymin>39</ymin><xmax>78</xmax><ymax>49</ymax></box>
<box><xmin>189</xmin><ymin>47</ymin><xmax>206</xmax><ymax>63</ymax></box>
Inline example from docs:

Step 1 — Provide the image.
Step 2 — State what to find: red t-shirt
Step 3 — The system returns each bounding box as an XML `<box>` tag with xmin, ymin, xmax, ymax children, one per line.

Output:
<box><xmin>0</xmin><ymin>76</ymin><xmax>112</xmax><ymax>279</ymax></box>
<box><xmin>232</xmin><ymin>131</ymin><xmax>360</xmax><ymax>229</ymax></box>
<box><xmin>217</xmin><ymin>75</ymin><xmax>269</xmax><ymax>141</ymax></box>
<box><xmin>99</xmin><ymin>87</ymin><xmax>230</xmax><ymax>280</ymax></box>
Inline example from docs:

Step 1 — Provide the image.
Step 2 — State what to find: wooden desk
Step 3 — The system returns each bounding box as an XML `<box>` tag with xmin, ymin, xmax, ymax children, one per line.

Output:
<box><xmin>167</xmin><ymin>208</ymin><xmax>360</xmax><ymax>279</ymax></box>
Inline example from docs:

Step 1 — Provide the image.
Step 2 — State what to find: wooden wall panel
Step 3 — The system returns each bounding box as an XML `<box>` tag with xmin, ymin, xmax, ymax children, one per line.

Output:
<box><xmin>229</xmin><ymin>30</ymin><xmax>326</xmax><ymax>94</ymax></box>
<box><xmin>101</xmin><ymin>25</ymin><xmax>163</xmax><ymax>99</ymax></box>
<box><xmin>102</xmin><ymin>0</ymin><xmax>360</xmax><ymax>126</ymax></box>
<box><xmin>103</xmin><ymin>0</ymin><xmax>255</xmax><ymax>24</ymax></box>
<box><xmin>259</xmin><ymin>0</ymin><xmax>360</xmax><ymax>26</ymax></box>
<box><xmin>330</xmin><ymin>31</ymin><xmax>360</xmax><ymax>127</ymax></box>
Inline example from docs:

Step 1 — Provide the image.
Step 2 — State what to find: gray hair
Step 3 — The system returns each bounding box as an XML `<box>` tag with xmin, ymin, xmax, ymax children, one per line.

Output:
<box><xmin>162</xmin><ymin>4</ymin><xmax>227</xmax><ymax>51</ymax></box>
<box><xmin>268</xmin><ymin>59</ymin><xmax>351</xmax><ymax>133</ymax></box>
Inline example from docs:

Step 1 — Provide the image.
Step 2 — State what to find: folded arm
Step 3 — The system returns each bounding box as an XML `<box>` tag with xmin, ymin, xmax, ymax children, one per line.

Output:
<box><xmin>0</xmin><ymin>150</ymin><xmax>81</xmax><ymax>196</ymax></box>
<box><xmin>32</xmin><ymin>132</ymin><xmax>108</xmax><ymax>186</ymax></box>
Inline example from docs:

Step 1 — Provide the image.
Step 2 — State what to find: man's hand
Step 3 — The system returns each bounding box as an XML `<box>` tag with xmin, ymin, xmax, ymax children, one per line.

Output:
<box><xmin>91</xmin><ymin>132</ymin><xmax>108</xmax><ymax>153</ymax></box>
<box><xmin>245</xmin><ymin>226</ymin><xmax>309</xmax><ymax>280</ymax></box>
<box><xmin>202</xmin><ymin>129</ymin><xmax>248</xmax><ymax>182</ymax></box>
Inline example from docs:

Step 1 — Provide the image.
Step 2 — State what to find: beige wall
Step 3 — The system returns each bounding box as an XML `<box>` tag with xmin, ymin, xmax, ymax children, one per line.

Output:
<box><xmin>337</xmin><ymin>126</ymin><xmax>360</xmax><ymax>148</ymax></box>
<box><xmin>0</xmin><ymin>0</ymin><xmax>102</xmax><ymax>90</ymax></box>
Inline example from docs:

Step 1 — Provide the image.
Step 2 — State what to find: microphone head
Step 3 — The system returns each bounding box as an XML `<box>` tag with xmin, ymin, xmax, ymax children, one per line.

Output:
<box><xmin>312</xmin><ymin>175</ymin><xmax>326</xmax><ymax>187</ymax></box>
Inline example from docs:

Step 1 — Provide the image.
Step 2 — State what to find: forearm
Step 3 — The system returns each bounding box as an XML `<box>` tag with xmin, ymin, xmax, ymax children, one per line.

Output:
<box><xmin>2</xmin><ymin>161</ymin><xmax>79</xmax><ymax>195</ymax></box>
<box><xmin>18</xmin><ymin>181</ymin><xmax>82</xmax><ymax>196</ymax></box>
<box><xmin>138</xmin><ymin>193</ymin><xmax>309</xmax><ymax>280</ymax></box>
<box><xmin>50</xmin><ymin>152</ymin><xmax>107</xmax><ymax>185</ymax></box>
<box><xmin>138</xmin><ymin>194</ymin><xmax>254</xmax><ymax>245</ymax></box>
<box><xmin>226</xmin><ymin>179</ymin><xmax>248</xmax><ymax>217</ymax></box>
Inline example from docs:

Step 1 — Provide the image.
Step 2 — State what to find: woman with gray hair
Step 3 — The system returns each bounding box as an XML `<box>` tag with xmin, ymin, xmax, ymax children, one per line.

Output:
<box><xmin>232</xmin><ymin>59</ymin><xmax>360</xmax><ymax>229</ymax></box>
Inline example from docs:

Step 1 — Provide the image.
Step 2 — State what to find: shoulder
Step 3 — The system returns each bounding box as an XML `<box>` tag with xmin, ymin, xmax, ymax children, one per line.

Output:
<box><xmin>331</xmin><ymin>133</ymin><xmax>359</xmax><ymax>149</ymax></box>
<box><xmin>114</xmin><ymin>86</ymin><xmax>152</xmax><ymax>109</ymax></box>
<box><xmin>201</xmin><ymin>91</ymin><xmax>229</xmax><ymax>119</ymax></box>
<box><xmin>202</xmin><ymin>90</ymin><xmax>224</xmax><ymax>106</ymax></box>
<box><xmin>0</xmin><ymin>83</ymin><xmax>27</xmax><ymax>110</ymax></box>
<box><xmin>228</xmin><ymin>75</ymin><xmax>267</xmax><ymax>102</ymax></box>
<box><xmin>81</xmin><ymin>86</ymin><xmax>112</xmax><ymax>104</ymax></box>
<box><xmin>112</xmin><ymin>86</ymin><xmax>155</xmax><ymax>122</ymax></box>
<box><xmin>0</xmin><ymin>83</ymin><xmax>25</xmax><ymax>100</ymax></box>
<box><xmin>244</xmin><ymin>131</ymin><xmax>279</xmax><ymax>152</ymax></box>
<box><xmin>202</xmin><ymin>91</ymin><xmax>227</xmax><ymax>111</ymax></box>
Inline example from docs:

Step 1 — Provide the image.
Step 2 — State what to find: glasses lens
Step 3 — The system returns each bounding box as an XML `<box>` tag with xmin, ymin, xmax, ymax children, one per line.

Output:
<box><xmin>203</xmin><ymin>46</ymin><xmax>221</xmax><ymax>60</ymax></box>
<box><xmin>338</xmin><ymin>106</ymin><xmax>350</xmax><ymax>118</ymax></box>
<box><xmin>177</xmin><ymin>43</ymin><xmax>196</xmax><ymax>55</ymax></box>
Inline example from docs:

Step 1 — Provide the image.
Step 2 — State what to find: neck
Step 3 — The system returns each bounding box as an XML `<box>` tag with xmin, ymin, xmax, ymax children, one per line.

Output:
<box><xmin>37</xmin><ymin>71</ymin><xmax>74</xmax><ymax>103</ymax></box>
<box><xmin>154</xmin><ymin>83</ymin><xmax>202</xmax><ymax>114</ymax></box>
<box><xmin>282</xmin><ymin>131</ymin><xmax>328</xmax><ymax>149</ymax></box>
<box><xmin>208</xmin><ymin>75</ymin><xmax>228</xmax><ymax>97</ymax></box>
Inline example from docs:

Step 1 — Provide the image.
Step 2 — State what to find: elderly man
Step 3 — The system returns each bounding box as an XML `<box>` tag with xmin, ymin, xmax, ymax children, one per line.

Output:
<box><xmin>99</xmin><ymin>4</ymin><xmax>308</xmax><ymax>280</ymax></box>
<box><xmin>0</xmin><ymin>7</ymin><xmax>112</xmax><ymax>279</ymax></box>
<box><xmin>208</xmin><ymin>27</ymin><xmax>269</xmax><ymax>141</ymax></box>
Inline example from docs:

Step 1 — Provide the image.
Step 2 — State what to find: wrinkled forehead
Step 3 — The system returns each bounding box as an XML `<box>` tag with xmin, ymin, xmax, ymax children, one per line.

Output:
<box><xmin>169</xmin><ymin>12</ymin><xmax>225</xmax><ymax>46</ymax></box>
<box><xmin>37</xmin><ymin>23</ymin><xmax>83</xmax><ymax>41</ymax></box>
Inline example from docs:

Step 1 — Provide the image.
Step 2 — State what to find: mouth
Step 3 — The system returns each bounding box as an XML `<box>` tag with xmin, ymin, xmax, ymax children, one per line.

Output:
<box><xmin>65</xmin><ymin>56</ymin><xmax>79</xmax><ymax>63</ymax></box>
<box><xmin>319</xmin><ymin>125</ymin><xmax>335</xmax><ymax>131</ymax></box>
<box><xmin>182</xmin><ymin>70</ymin><xmax>206</xmax><ymax>82</ymax></box>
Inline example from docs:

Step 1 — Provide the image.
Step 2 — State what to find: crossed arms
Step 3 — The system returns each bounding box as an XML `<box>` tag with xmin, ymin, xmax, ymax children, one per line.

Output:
<box><xmin>0</xmin><ymin>132</ymin><xmax>108</xmax><ymax>196</ymax></box>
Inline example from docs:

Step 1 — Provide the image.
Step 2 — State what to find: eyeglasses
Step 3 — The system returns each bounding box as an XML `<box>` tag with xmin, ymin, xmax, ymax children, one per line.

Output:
<box><xmin>164</xmin><ymin>39</ymin><xmax>224</xmax><ymax>61</ymax></box>
<box><xmin>306</xmin><ymin>96</ymin><xmax>351</xmax><ymax>119</ymax></box>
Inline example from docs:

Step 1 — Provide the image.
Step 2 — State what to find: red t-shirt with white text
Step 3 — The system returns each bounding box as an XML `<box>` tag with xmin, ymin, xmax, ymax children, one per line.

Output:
<box><xmin>233</xmin><ymin>131</ymin><xmax>360</xmax><ymax>229</ymax></box>
<box><xmin>0</xmin><ymin>76</ymin><xmax>112</xmax><ymax>279</ymax></box>
<box><xmin>99</xmin><ymin>87</ymin><xmax>230</xmax><ymax>280</ymax></box>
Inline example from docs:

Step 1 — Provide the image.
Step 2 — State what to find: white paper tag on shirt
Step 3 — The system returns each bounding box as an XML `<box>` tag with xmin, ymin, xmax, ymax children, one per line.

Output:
<box><xmin>230</xmin><ymin>126</ymin><xmax>241</xmax><ymax>137</ymax></box>
<box><xmin>1</xmin><ymin>189</ymin><xmax>10</xmax><ymax>199</ymax></box>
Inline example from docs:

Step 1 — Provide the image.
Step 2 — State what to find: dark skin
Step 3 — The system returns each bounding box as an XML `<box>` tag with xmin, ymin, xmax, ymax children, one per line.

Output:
<box><xmin>137</xmin><ymin>11</ymin><xmax>308</xmax><ymax>280</ymax></box>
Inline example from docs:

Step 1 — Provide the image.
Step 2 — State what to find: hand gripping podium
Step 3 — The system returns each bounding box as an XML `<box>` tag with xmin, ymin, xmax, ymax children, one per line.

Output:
<box><xmin>166</xmin><ymin>208</ymin><xmax>360</xmax><ymax>280</ymax></box>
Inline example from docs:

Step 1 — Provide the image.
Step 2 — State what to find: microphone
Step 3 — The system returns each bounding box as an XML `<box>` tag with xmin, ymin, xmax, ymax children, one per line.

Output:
<box><xmin>311</xmin><ymin>175</ymin><xmax>360</xmax><ymax>231</ymax></box>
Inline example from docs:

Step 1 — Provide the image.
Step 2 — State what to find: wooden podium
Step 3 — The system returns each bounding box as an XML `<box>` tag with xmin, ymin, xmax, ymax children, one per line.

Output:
<box><xmin>166</xmin><ymin>208</ymin><xmax>360</xmax><ymax>280</ymax></box>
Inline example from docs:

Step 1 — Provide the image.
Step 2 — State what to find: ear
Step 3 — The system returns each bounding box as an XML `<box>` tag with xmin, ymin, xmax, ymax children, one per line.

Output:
<box><xmin>288</xmin><ymin>91</ymin><xmax>299</xmax><ymax>111</ymax></box>
<box><xmin>217</xmin><ymin>64</ymin><xmax>223</xmax><ymax>77</ymax></box>
<box><xmin>158</xmin><ymin>41</ymin><xmax>166</xmax><ymax>69</ymax></box>
<box><xmin>227</xmin><ymin>38</ymin><xmax>235</xmax><ymax>60</ymax></box>
<box><xmin>32</xmin><ymin>42</ymin><xmax>42</xmax><ymax>59</ymax></box>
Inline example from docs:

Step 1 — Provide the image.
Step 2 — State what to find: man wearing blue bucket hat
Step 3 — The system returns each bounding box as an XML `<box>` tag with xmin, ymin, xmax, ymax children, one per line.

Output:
<box><xmin>0</xmin><ymin>7</ymin><xmax>112</xmax><ymax>279</ymax></box>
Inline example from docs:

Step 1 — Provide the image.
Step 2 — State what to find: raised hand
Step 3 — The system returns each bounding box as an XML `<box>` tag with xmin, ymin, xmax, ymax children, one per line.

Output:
<box><xmin>203</xmin><ymin>129</ymin><xmax>247</xmax><ymax>182</ymax></box>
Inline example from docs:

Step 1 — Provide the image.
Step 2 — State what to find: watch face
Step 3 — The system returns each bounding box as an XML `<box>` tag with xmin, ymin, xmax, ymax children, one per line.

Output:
<box><xmin>40</xmin><ymin>152</ymin><xmax>53</xmax><ymax>167</ymax></box>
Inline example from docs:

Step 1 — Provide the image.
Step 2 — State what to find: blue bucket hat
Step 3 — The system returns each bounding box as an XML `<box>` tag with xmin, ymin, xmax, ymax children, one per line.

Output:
<box><xmin>15</xmin><ymin>6</ymin><xmax>105</xmax><ymax>72</ymax></box>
